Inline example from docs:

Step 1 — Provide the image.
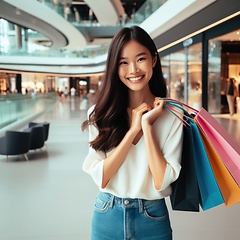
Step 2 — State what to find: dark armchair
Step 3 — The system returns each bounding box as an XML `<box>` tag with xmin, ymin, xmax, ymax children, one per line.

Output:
<box><xmin>0</xmin><ymin>131</ymin><xmax>31</xmax><ymax>161</ymax></box>
<box><xmin>24</xmin><ymin>125</ymin><xmax>45</xmax><ymax>151</ymax></box>
<box><xmin>28</xmin><ymin>122</ymin><xmax>50</xmax><ymax>141</ymax></box>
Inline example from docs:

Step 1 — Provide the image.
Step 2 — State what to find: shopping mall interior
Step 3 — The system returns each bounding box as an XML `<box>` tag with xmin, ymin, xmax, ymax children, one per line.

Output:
<box><xmin>0</xmin><ymin>0</ymin><xmax>240</xmax><ymax>240</ymax></box>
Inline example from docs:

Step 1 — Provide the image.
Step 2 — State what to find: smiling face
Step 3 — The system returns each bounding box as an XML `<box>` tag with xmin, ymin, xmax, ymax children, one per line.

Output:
<box><xmin>118</xmin><ymin>40</ymin><xmax>157</xmax><ymax>92</ymax></box>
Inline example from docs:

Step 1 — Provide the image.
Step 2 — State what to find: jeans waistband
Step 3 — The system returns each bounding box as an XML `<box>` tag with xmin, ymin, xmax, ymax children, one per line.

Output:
<box><xmin>98</xmin><ymin>192</ymin><xmax>165</xmax><ymax>211</ymax></box>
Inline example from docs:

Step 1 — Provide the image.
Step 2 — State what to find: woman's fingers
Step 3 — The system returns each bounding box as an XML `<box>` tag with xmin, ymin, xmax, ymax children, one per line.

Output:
<box><xmin>130</xmin><ymin>103</ymin><xmax>152</xmax><ymax>133</ymax></box>
<box><xmin>134</xmin><ymin>103</ymin><xmax>152</xmax><ymax>113</ymax></box>
<box><xmin>153</xmin><ymin>97</ymin><xmax>165</xmax><ymax>109</ymax></box>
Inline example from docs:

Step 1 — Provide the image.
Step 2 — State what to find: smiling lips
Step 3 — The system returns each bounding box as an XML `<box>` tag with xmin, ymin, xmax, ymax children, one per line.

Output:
<box><xmin>127</xmin><ymin>75</ymin><xmax>144</xmax><ymax>83</ymax></box>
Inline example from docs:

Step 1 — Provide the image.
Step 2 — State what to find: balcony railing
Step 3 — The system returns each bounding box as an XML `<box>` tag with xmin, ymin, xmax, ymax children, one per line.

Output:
<box><xmin>0</xmin><ymin>93</ymin><xmax>56</xmax><ymax>130</ymax></box>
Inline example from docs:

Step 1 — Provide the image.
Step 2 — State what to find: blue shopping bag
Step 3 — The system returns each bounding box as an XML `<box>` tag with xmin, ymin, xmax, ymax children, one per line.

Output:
<box><xmin>190</xmin><ymin>119</ymin><xmax>224</xmax><ymax>210</ymax></box>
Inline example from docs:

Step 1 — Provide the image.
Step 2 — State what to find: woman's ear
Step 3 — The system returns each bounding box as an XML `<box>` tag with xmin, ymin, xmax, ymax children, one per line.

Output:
<box><xmin>152</xmin><ymin>54</ymin><xmax>157</xmax><ymax>67</ymax></box>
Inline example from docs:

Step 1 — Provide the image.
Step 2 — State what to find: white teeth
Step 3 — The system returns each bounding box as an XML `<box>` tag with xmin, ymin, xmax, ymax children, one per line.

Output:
<box><xmin>128</xmin><ymin>76</ymin><xmax>142</xmax><ymax>82</ymax></box>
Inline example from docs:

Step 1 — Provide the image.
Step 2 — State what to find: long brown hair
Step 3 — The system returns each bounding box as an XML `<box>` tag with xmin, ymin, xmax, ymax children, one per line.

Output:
<box><xmin>82</xmin><ymin>26</ymin><xmax>167</xmax><ymax>152</ymax></box>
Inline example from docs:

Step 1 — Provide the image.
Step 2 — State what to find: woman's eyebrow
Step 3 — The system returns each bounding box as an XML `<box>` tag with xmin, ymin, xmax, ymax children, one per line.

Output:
<box><xmin>136</xmin><ymin>52</ymin><xmax>147</xmax><ymax>57</ymax></box>
<box><xmin>119</xmin><ymin>52</ymin><xmax>147</xmax><ymax>60</ymax></box>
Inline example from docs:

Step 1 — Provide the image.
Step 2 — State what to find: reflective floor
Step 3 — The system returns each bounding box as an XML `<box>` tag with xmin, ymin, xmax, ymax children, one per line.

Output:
<box><xmin>0</xmin><ymin>96</ymin><xmax>240</xmax><ymax>240</ymax></box>
<box><xmin>213</xmin><ymin>113</ymin><xmax>240</xmax><ymax>143</ymax></box>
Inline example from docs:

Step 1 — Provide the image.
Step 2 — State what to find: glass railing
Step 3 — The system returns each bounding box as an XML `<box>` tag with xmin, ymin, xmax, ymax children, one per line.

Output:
<box><xmin>0</xmin><ymin>93</ymin><xmax>57</xmax><ymax>129</ymax></box>
<box><xmin>127</xmin><ymin>0</ymin><xmax>168</xmax><ymax>25</ymax></box>
<box><xmin>42</xmin><ymin>0</ymin><xmax>101</xmax><ymax>26</ymax></box>
<box><xmin>0</xmin><ymin>42</ymin><xmax>109</xmax><ymax>60</ymax></box>
<box><xmin>42</xmin><ymin>0</ymin><xmax>168</xmax><ymax>27</ymax></box>
<box><xmin>0</xmin><ymin>17</ymin><xmax>109</xmax><ymax>59</ymax></box>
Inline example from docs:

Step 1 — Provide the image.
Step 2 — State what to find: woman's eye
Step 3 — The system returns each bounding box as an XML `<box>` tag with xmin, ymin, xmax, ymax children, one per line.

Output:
<box><xmin>119</xmin><ymin>61</ymin><xmax>127</xmax><ymax>65</ymax></box>
<box><xmin>138</xmin><ymin>57</ymin><xmax>146</xmax><ymax>62</ymax></box>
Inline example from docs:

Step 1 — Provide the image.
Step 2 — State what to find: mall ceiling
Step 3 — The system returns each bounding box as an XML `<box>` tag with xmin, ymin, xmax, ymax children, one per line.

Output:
<box><xmin>0</xmin><ymin>0</ymin><xmax>240</xmax><ymax>75</ymax></box>
<box><xmin>0</xmin><ymin>0</ymin><xmax>68</xmax><ymax>48</ymax></box>
<box><xmin>0</xmin><ymin>0</ymin><xmax>147</xmax><ymax>50</ymax></box>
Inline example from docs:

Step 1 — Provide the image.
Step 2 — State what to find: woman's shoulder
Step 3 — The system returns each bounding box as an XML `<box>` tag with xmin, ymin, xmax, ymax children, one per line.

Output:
<box><xmin>87</xmin><ymin>105</ymin><xmax>95</xmax><ymax>116</ymax></box>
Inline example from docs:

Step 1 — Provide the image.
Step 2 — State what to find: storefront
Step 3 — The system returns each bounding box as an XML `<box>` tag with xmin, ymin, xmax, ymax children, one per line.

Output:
<box><xmin>159</xmin><ymin>15</ymin><xmax>240</xmax><ymax>114</ymax></box>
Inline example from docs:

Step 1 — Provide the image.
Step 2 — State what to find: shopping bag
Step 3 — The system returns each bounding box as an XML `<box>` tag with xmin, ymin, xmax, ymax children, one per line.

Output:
<box><xmin>195</xmin><ymin>108</ymin><xmax>240</xmax><ymax>187</ymax></box>
<box><xmin>165</xmin><ymin>100</ymin><xmax>225</xmax><ymax>210</ymax></box>
<box><xmin>164</xmin><ymin>98</ymin><xmax>240</xmax><ymax>187</ymax></box>
<box><xmin>163</xmin><ymin>98</ymin><xmax>240</xmax><ymax>207</ymax></box>
<box><xmin>190</xmin><ymin>120</ymin><xmax>224</xmax><ymax>210</ymax></box>
<box><xmin>170</xmin><ymin>118</ymin><xmax>200</xmax><ymax>212</ymax></box>
<box><xmin>197</xmin><ymin>121</ymin><xmax>240</xmax><ymax>207</ymax></box>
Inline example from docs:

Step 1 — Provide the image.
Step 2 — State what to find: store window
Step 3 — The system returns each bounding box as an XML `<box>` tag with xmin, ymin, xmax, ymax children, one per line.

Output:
<box><xmin>161</xmin><ymin>42</ymin><xmax>202</xmax><ymax>109</ymax></box>
<box><xmin>162</xmin><ymin>50</ymin><xmax>184</xmax><ymax>102</ymax></box>
<box><xmin>187</xmin><ymin>43</ymin><xmax>202</xmax><ymax>109</ymax></box>
<box><xmin>208</xmin><ymin>40</ymin><xmax>221</xmax><ymax>113</ymax></box>
<box><xmin>209</xmin><ymin>29</ymin><xmax>240</xmax><ymax>114</ymax></box>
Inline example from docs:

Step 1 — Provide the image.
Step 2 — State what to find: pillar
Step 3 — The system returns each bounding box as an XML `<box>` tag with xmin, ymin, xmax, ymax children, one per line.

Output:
<box><xmin>16</xmin><ymin>74</ymin><xmax>22</xmax><ymax>93</ymax></box>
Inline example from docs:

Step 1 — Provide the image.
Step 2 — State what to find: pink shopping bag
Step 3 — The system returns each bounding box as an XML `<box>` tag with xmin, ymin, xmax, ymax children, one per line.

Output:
<box><xmin>196</xmin><ymin>119</ymin><xmax>240</xmax><ymax>207</ymax></box>
<box><xmin>195</xmin><ymin>108</ymin><xmax>240</xmax><ymax>187</ymax></box>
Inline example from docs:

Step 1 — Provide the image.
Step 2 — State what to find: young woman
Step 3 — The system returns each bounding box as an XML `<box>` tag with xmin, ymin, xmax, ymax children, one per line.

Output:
<box><xmin>82</xmin><ymin>26</ymin><xmax>183</xmax><ymax>240</ymax></box>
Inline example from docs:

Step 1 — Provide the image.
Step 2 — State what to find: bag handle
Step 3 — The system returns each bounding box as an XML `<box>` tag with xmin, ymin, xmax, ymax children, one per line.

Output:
<box><xmin>165</xmin><ymin>101</ymin><xmax>193</xmax><ymax>118</ymax></box>
<box><xmin>163</xmin><ymin>98</ymin><xmax>199</xmax><ymax>127</ymax></box>
<box><xmin>160</xmin><ymin>98</ymin><xmax>199</xmax><ymax>113</ymax></box>
<box><xmin>164</xmin><ymin>104</ymin><xmax>192</xmax><ymax>127</ymax></box>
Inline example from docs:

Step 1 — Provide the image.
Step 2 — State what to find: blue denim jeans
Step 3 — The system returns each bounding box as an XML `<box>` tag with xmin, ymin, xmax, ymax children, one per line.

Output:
<box><xmin>91</xmin><ymin>192</ymin><xmax>172</xmax><ymax>240</ymax></box>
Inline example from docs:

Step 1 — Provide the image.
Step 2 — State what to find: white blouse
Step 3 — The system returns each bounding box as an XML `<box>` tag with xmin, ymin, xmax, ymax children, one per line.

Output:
<box><xmin>82</xmin><ymin>105</ymin><xmax>183</xmax><ymax>200</ymax></box>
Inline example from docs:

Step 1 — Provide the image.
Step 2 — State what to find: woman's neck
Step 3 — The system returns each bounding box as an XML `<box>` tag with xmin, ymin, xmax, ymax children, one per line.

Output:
<box><xmin>128</xmin><ymin>89</ymin><xmax>155</xmax><ymax>109</ymax></box>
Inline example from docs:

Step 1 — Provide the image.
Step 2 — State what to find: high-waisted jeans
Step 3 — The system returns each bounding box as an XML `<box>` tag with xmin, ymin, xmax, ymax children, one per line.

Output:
<box><xmin>91</xmin><ymin>192</ymin><xmax>172</xmax><ymax>240</ymax></box>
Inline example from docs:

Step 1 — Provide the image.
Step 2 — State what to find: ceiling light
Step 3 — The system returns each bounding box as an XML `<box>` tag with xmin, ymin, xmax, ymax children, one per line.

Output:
<box><xmin>15</xmin><ymin>9</ymin><xmax>21</xmax><ymax>15</ymax></box>
<box><xmin>158</xmin><ymin>11</ymin><xmax>240</xmax><ymax>52</ymax></box>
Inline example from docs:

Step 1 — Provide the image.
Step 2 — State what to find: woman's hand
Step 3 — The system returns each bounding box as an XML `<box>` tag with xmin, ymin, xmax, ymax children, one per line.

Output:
<box><xmin>142</xmin><ymin>98</ymin><xmax>165</xmax><ymax>127</ymax></box>
<box><xmin>129</xmin><ymin>103</ymin><xmax>152</xmax><ymax>134</ymax></box>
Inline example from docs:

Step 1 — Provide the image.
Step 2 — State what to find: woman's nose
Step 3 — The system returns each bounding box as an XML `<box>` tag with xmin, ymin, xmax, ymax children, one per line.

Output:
<box><xmin>129</xmin><ymin>63</ymin><xmax>139</xmax><ymax>73</ymax></box>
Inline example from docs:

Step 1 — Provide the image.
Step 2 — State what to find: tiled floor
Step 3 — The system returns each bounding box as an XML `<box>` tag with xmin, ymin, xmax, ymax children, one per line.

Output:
<box><xmin>0</xmin><ymin>97</ymin><xmax>240</xmax><ymax>240</ymax></box>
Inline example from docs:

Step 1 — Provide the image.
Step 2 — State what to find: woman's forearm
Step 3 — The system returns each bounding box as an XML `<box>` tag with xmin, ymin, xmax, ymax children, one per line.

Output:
<box><xmin>101</xmin><ymin>129</ymin><xmax>137</xmax><ymax>188</ymax></box>
<box><xmin>142</xmin><ymin>124</ymin><xmax>167</xmax><ymax>190</ymax></box>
